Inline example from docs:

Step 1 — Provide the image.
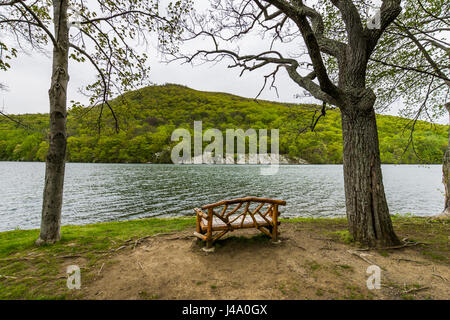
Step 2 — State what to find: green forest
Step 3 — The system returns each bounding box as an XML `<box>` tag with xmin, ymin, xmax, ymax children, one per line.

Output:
<box><xmin>0</xmin><ymin>84</ymin><xmax>448</xmax><ymax>164</ymax></box>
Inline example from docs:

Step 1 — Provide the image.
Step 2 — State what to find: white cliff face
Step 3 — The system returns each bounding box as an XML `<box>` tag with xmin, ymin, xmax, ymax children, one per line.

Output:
<box><xmin>225</xmin><ymin>154</ymin><xmax>235</xmax><ymax>164</ymax></box>
<box><xmin>170</xmin><ymin>153</ymin><xmax>309</xmax><ymax>165</ymax></box>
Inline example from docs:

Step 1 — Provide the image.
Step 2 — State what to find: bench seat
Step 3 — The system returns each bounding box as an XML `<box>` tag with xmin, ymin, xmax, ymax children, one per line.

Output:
<box><xmin>200</xmin><ymin>214</ymin><xmax>280</xmax><ymax>231</ymax></box>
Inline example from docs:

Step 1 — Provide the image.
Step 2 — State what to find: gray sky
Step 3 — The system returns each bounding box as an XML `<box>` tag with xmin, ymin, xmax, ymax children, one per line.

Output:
<box><xmin>0</xmin><ymin>29</ymin><xmax>311</xmax><ymax>115</ymax></box>
<box><xmin>0</xmin><ymin>0</ymin><xmax>446</xmax><ymax>124</ymax></box>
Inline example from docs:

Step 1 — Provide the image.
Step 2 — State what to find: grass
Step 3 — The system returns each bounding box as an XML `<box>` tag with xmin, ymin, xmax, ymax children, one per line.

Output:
<box><xmin>306</xmin><ymin>261</ymin><xmax>322</xmax><ymax>271</ymax></box>
<box><xmin>285</xmin><ymin>217</ymin><xmax>347</xmax><ymax>225</ymax></box>
<box><xmin>0</xmin><ymin>217</ymin><xmax>195</xmax><ymax>300</ymax></box>
<box><xmin>389</xmin><ymin>215</ymin><xmax>449</xmax><ymax>263</ymax></box>
<box><xmin>377</xmin><ymin>250</ymin><xmax>390</xmax><ymax>257</ymax></box>
<box><xmin>138</xmin><ymin>291</ymin><xmax>159</xmax><ymax>300</ymax></box>
<box><xmin>0</xmin><ymin>215</ymin><xmax>448</xmax><ymax>300</ymax></box>
<box><xmin>336</xmin><ymin>264</ymin><xmax>354</xmax><ymax>271</ymax></box>
<box><xmin>278</xmin><ymin>283</ymin><xmax>287</xmax><ymax>295</ymax></box>
<box><xmin>329</xmin><ymin>230</ymin><xmax>354</xmax><ymax>244</ymax></box>
<box><xmin>343</xmin><ymin>285</ymin><xmax>366</xmax><ymax>300</ymax></box>
<box><xmin>0</xmin><ymin>217</ymin><xmax>195</xmax><ymax>259</ymax></box>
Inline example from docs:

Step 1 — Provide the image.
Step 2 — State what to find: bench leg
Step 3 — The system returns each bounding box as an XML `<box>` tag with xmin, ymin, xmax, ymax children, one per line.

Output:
<box><xmin>271</xmin><ymin>205</ymin><xmax>280</xmax><ymax>243</ymax></box>
<box><xmin>196</xmin><ymin>214</ymin><xmax>203</xmax><ymax>234</ymax></box>
<box><xmin>202</xmin><ymin>238</ymin><xmax>215</xmax><ymax>252</ymax></box>
<box><xmin>271</xmin><ymin>224</ymin><xmax>278</xmax><ymax>242</ymax></box>
<box><xmin>203</xmin><ymin>208</ymin><xmax>215</xmax><ymax>252</ymax></box>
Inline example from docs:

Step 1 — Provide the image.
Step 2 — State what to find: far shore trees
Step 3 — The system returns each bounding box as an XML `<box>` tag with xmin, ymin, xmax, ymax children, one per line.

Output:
<box><xmin>0</xmin><ymin>85</ymin><xmax>447</xmax><ymax>164</ymax></box>
<box><xmin>173</xmin><ymin>0</ymin><xmax>408</xmax><ymax>247</ymax></box>
<box><xmin>0</xmin><ymin>0</ymin><xmax>191</xmax><ymax>244</ymax></box>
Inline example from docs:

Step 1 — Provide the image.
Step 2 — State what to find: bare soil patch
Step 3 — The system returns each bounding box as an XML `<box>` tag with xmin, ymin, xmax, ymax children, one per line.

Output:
<box><xmin>80</xmin><ymin>221</ymin><xmax>449</xmax><ymax>300</ymax></box>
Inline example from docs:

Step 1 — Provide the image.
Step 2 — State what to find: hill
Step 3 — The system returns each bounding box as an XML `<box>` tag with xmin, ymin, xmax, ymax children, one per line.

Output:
<box><xmin>0</xmin><ymin>84</ymin><xmax>448</xmax><ymax>164</ymax></box>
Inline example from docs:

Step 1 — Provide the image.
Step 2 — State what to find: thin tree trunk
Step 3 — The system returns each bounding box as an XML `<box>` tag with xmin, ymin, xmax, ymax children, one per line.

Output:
<box><xmin>36</xmin><ymin>0</ymin><xmax>69</xmax><ymax>245</ymax></box>
<box><xmin>439</xmin><ymin>103</ymin><xmax>450</xmax><ymax>218</ymax></box>
<box><xmin>341</xmin><ymin>107</ymin><xmax>401</xmax><ymax>247</ymax></box>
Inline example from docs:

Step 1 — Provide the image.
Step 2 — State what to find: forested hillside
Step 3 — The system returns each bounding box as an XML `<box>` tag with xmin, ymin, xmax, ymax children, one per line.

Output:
<box><xmin>0</xmin><ymin>84</ymin><xmax>447</xmax><ymax>164</ymax></box>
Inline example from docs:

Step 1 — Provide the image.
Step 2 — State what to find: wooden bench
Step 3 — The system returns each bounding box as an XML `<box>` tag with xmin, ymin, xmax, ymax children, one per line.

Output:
<box><xmin>193</xmin><ymin>197</ymin><xmax>287</xmax><ymax>250</ymax></box>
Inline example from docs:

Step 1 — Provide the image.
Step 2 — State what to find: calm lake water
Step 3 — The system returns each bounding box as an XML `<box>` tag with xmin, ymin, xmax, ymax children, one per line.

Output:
<box><xmin>0</xmin><ymin>162</ymin><xmax>444</xmax><ymax>232</ymax></box>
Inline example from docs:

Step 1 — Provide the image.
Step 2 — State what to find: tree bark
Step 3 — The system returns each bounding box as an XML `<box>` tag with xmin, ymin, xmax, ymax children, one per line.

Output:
<box><xmin>36</xmin><ymin>0</ymin><xmax>70</xmax><ymax>245</ymax></box>
<box><xmin>439</xmin><ymin>103</ymin><xmax>450</xmax><ymax>218</ymax></box>
<box><xmin>341</xmin><ymin>103</ymin><xmax>401</xmax><ymax>247</ymax></box>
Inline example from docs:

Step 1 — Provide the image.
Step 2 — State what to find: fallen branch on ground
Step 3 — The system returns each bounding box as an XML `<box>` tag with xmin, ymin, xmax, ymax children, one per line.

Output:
<box><xmin>402</xmin><ymin>286</ymin><xmax>430</xmax><ymax>294</ymax></box>
<box><xmin>98</xmin><ymin>263</ymin><xmax>105</xmax><ymax>276</ymax></box>
<box><xmin>60</xmin><ymin>255</ymin><xmax>83</xmax><ymax>259</ymax></box>
<box><xmin>396</xmin><ymin>258</ymin><xmax>431</xmax><ymax>265</ymax></box>
<box><xmin>433</xmin><ymin>273</ymin><xmax>448</xmax><ymax>282</ymax></box>
<box><xmin>347</xmin><ymin>250</ymin><xmax>376</xmax><ymax>265</ymax></box>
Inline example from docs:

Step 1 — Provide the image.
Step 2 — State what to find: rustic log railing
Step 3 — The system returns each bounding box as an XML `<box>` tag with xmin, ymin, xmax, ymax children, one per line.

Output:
<box><xmin>194</xmin><ymin>197</ymin><xmax>287</xmax><ymax>250</ymax></box>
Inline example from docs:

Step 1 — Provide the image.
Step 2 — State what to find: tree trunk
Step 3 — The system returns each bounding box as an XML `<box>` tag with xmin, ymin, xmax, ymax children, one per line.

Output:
<box><xmin>341</xmin><ymin>106</ymin><xmax>401</xmax><ymax>247</ymax></box>
<box><xmin>439</xmin><ymin>103</ymin><xmax>450</xmax><ymax>218</ymax></box>
<box><xmin>36</xmin><ymin>0</ymin><xmax>70</xmax><ymax>245</ymax></box>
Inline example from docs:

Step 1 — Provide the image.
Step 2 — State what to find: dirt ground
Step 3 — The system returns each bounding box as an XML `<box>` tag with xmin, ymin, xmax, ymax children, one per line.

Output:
<box><xmin>77</xmin><ymin>222</ymin><xmax>449</xmax><ymax>300</ymax></box>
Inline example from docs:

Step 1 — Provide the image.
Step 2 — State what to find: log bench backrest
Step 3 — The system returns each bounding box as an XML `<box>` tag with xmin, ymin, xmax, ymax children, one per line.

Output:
<box><xmin>194</xmin><ymin>197</ymin><xmax>287</xmax><ymax>248</ymax></box>
<box><xmin>197</xmin><ymin>197</ymin><xmax>286</xmax><ymax>229</ymax></box>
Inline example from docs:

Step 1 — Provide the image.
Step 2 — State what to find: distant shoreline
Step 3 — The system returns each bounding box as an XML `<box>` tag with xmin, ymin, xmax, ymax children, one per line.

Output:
<box><xmin>0</xmin><ymin>160</ymin><xmax>444</xmax><ymax>165</ymax></box>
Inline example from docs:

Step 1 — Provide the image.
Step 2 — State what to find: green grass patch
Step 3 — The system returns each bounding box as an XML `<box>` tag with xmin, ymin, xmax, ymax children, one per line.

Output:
<box><xmin>377</xmin><ymin>250</ymin><xmax>390</xmax><ymax>257</ymax></box>
<box><xmin>0</xmin><ymin>215</ymin><xmax>447</xmax><ymax>300</ymax></box>
<box><xmin>306</xmin><ymin>261</ymin><xmax>321</xmax><ymax>271</ymax></box>
<box><xmin>336</xmin><ymin>264</ymin><xmax>354</xmax><ymax>271</ymax></box>
<box><xmin>138</xmin><ymin>291</ymin><xmax>159</xmax><ymax>300</ymax></box>
<box><xmin>0</xmin><ymin>217</ymin><xmax>194</xmax><ymax>300</ymax></box>
<box><xmin>328</xmin><ymin>230</ymin><xmax>354</xmax><ymax>244</ymax></box>
<box><xmin>283</xmin><ymin>217</ymin><xmax>347</xmax><ymax>225</ymax></box>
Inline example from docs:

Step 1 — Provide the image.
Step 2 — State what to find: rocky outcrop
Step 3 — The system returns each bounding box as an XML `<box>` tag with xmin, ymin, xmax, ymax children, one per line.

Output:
<box><xmin>176</xmin><ymin>153</ymin><xmax>309</xmax><ymax>165</ymax></box>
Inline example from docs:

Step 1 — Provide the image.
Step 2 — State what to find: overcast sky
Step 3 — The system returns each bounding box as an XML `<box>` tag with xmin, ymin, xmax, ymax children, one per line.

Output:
<box><xmin>0</xmin><ymin>30</ymin><xmax>312</xmax><ymax>115</ymax></box>
<box><xmin>0</xmin><ymin>0</ymin><xmax>446</xmax><ymax>124</ymax></box>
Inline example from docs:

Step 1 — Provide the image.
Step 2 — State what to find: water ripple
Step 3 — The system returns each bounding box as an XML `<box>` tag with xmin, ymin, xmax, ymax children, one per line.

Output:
<box><xmin>0</xmin><ymin>162</ymin><xmax>444</xmax><ymax>231</ymax></box>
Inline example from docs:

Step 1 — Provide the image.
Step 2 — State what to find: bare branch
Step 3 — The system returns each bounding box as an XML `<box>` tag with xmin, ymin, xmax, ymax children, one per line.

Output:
<box><xmin>69</xmin><ymin>42</ymin><xmax>120</xmax><ymax>133</ymax></box>
<box><xmin>263</xmin><ymin>0</ymin><xmax>341</xmax><ymax>99</ymax></box>
<box><xmin>366</xmin><ymin>0</ymin><xmax>402</xmax><ymax>53</ymax></box>
<box><xmin>15</xmin><ymin>0</ymin><xmax>57</xmax><ymax>47</ymax></box>
<box><xmin>394</xmin><ymin>21</ymin><xmax>450</xmax><ymax>87</ymax></box>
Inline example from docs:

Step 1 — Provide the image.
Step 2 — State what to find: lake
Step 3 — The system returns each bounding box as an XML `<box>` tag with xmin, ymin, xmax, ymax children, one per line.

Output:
<box><xmin>0</xmin><ymin>162</ymin><xmax>444</xmax><ymax>232</ymax></box>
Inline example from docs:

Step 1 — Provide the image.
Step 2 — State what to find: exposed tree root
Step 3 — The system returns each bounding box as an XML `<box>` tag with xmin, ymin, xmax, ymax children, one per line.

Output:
<box><xmin>355</xmin><ymin>240</ymin><xmax>429</xmax><ymax>252</ymax></box>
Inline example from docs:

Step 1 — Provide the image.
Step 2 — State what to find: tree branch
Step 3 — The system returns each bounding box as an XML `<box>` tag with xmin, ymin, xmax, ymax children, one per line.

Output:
<box><xmin>15</xmin><ymin>0</ymin><xmax>57</xmax><ymax>47</ymax></box>
<box><xmin>366</xmin><ymin>0</ymin><xmax>402</xmax><ymax>53</ymax></box>
<box><xmin>262</xmin><ymin>0</ymin><xmax>341</xmax><ymax>100</ymax></box>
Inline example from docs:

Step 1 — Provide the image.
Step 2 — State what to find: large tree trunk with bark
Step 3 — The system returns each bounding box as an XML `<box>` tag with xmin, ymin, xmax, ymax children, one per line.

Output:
<box><xmin>36</xmin><ymin>0</ymin><xmax>70</xmax><ymax>245</ymax></box>
<box><xmin>341</xmin><ymin>104</ymin><xmax>401</xmax><ymax>247</ymax></box>
<box><xmin>439</xmin><ymin>103</ymin><xmax>450</xmax><ymax>218</ymax></box>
